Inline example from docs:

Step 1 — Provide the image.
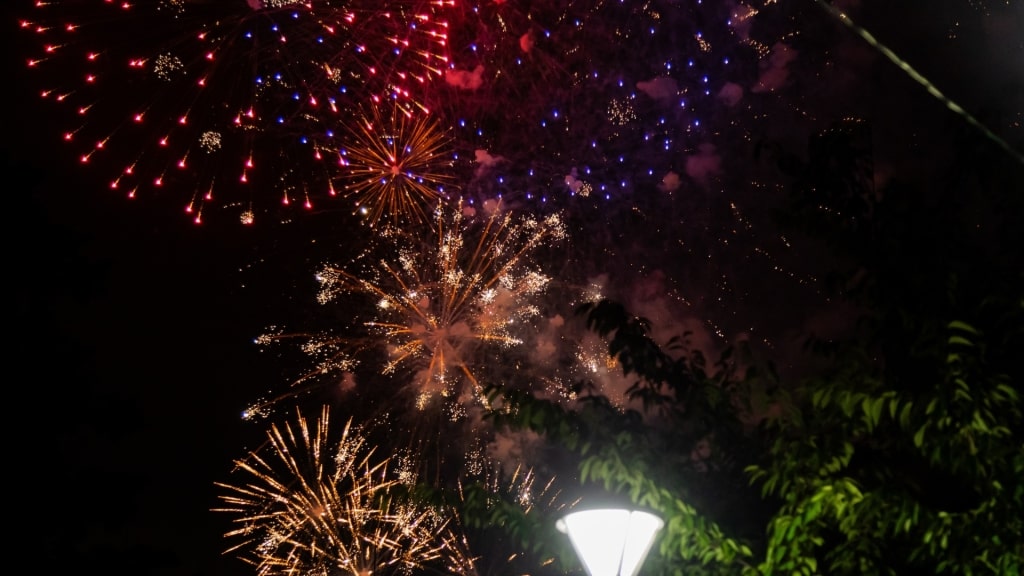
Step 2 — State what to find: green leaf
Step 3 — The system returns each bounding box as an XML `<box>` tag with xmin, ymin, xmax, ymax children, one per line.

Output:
<box><xmin>948</xmin><ymin>334</ymin><xmax>975</xmax><ymax>347</ymax></box>
<box><xmin>948</xmin><ymin>320</ymin><xmax>979</xmax><ymax>334</ymax></box>
<box><xmin>861</xmin><ymin>396</ymin><xmax>874</xmax><ymax>427</ymax></box>
<box><xmin>914</xmin><ymin>425</ymin><xmax>927</xmax><ymax>448</ymax></box>
<box><xmin>899</xmin><ymin>402</ymin><xmax>913</xmax><ymax>429</ymax></box>
<box><xmin>870</xmin><ymin>396</ymin><xmax>885</xmax><ymax>429</ymax></box>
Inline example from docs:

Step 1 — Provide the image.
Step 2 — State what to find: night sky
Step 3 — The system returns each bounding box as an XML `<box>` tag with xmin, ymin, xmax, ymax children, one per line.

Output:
<box><xmin>8</xmin><ymin>70</ymin><xmax>263</xmax><ymax>576</ymax></box>
<box><xmin>6</xmin><ymin>1</ymin><xmax>1023</xmax><ymax>575</ymax></box>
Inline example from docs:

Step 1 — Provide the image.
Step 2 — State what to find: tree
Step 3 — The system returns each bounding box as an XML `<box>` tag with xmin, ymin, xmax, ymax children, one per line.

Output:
<box><xmin>484</xmin><ymin>311</ymin><xmax>764</xmax><ymax>576</ymax></box>
<box><xmin>476</xmin><ymin>118</ymin><xmax>1024</xmax><ymax>575</ymax></box>
<box><xmin>746</xmin><ymin>117</ymin><xmax>1024</xmax><ymax>575</ymax></box>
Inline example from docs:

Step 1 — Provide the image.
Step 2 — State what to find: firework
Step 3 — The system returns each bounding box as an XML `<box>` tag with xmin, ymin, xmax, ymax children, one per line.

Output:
<box><xmin>244</xmin><ymin>328</ymin><xmax>360</xmax><ymax>422</ymax></box>
<box><xmin>254</xmin><ymin>199</ymin><xmax>566</xmax><ymax>420</ymax></box>
<box><xmin>445</xmin><ymin>461</ymin><xmax>576</xmax><ymax>576</ymax></box>
<box><xmin>321</xmin><ymin>199</ymin><xmax>565</xmax><ymax>408</ymax></box>
<box><xmin>336</xmin><ymin>102</ymin><xmax>456</xmax><ymax>229</ymax></box>
<box><xmin>426</xmin><ymin>0</ymin><xmax>705</xmax><ymax>205</ymax></box>
<box><xmin>20</xmin><ymin>0</ymin><xmax>453</xmax><ymax>224</ymax></box>
<box><xmin>463</xmin><ymin>459</ymin><xmax>570</xmax><ymax>518</ymax></box>
<box><xmin>214</xmin><ymin>405</ymin><xmax>471</xmax><ymax>576</ymax></box>
<box><xmin>427</xmin><ymin>0</ymin><xmax>815</xmax><ymax>211</ymax></box>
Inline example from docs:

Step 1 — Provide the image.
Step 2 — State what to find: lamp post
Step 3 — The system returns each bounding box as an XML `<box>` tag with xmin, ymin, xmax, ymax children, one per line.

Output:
<box><xmin>556</xmin><ymin>508</ymin><xmax>664</xmax><ymax>576</ymax></box>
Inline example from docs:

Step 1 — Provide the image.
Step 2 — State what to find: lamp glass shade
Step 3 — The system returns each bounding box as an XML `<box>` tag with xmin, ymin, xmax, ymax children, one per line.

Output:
<box><xmin>556</xmin><ymin>509</ymin><xmax>664</xmax><ymax>576</ymax></box>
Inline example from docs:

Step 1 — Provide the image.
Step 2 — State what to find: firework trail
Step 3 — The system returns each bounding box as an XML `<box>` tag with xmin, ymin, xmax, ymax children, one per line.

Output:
<box><xmin>214</xmin><ymin>405</ymin><xmax>473</xmax><ymax>576</ymax></box>
<box><xmin>20</xmin><ymin>0</ymin><xmax>453</xmax><ymax>224</ymax></box>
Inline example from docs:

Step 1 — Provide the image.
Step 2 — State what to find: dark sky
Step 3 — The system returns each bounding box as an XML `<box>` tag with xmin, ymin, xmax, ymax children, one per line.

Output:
<box><xmin>6</xmin><ymin>9</ymin><xmax>269</xmax><ymax>574</ymax></box>
<box><xmin>6</xmin><ymin>94</ymin><xmax>258</xmax><ymax>576</ymax></box>
<box><xmin>5</xmin><ymin>1</ymin><xmax>1022</xmax><ymax>575</ymax></box>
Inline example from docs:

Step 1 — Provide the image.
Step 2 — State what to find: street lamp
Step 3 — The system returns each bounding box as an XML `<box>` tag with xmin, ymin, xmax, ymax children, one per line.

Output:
<box><xmin>556</xmin><ymin>508</ymin><xmax>664</xmax><ymax>576</ymax></box>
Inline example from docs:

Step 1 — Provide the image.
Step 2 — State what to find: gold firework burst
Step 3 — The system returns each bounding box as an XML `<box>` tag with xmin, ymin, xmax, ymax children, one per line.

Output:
<box><xmin>214</xmin><ymin>406</ymin><xmax>470</xmax><ymax>576</ymax></box>
<box><xmin>315</xmin><ymin>199</ymin><xmax>566</xmax><ymax>410</ymax></box>
<box><xmin>336</xmin><ymin>103</ymin><xmax>455</xmax><ymax>229</ymax></box>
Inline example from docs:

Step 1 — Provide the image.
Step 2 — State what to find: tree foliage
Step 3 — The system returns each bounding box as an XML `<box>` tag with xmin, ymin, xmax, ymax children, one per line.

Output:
<box><xmin>743</xmin><ymin>117</ymin><xmax>1024</xmax><ymax>574</ymax></box>
<box><xmin>470</xmin><ymin>118</ymin><xmax>1023</xmax><ymax>575</ymax></box>
<box><xmin>478</xmin><ymin>297</ymin><xmax>783</xmax><ymax>576</ymax></box>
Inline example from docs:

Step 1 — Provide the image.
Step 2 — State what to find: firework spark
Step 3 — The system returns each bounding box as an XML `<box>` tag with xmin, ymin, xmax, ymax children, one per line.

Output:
<box><xmin>20</xmin><ymin>0</ymin><xmax>453</xmax><ymax>223</ymax></box>
<box><xmin>336</xmin><ymin>102</ymin><xmax>456</xmax><ymax>229</ymax></box>
<box><xmin>441</xmin><ymin>462</ymin><xmax>576</xmax><ymax>576</ymax></box>
<box><xmin>214</xmin><ymin>405</ymin><xmax>471</xmax><ymax>576</ymax></box>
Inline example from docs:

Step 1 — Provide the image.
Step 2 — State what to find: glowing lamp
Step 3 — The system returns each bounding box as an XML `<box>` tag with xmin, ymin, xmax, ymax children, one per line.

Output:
<box><xmin>556</xmin><ymin>508</ymin><xmax>664</xmax><ymax>576</ymax></box>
